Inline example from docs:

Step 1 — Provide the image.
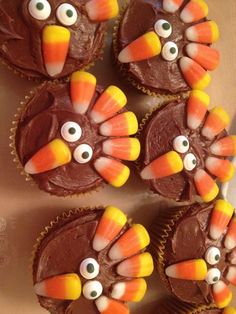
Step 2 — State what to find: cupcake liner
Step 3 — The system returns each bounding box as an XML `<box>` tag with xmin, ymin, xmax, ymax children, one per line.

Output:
<box><xmin>149</xmin><ymin>206</ymin><xmax>188</xmax><ymax>290</ymax></box>
<box><xmin>9</xmin><ymin>83</ymin><xmax>104</xmax><ymax>197</ymax></box>
<box><xmin>158</xmin><ymin>297</ymin><xmax>216</xmax><ymax>314</ymax></box>
<box><xmin>112</xmin><ymin>1</ymin><xmax>190</xmax><ymax>101</ymax></box>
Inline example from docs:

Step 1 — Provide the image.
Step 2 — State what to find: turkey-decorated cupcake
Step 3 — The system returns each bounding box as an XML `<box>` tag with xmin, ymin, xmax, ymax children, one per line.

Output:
<box><xmin>157</xmin><ymin>297</ymin><xmax>236</xmax><ymax>314</ymax></box>
<box><xmin>139</xmin><ymin>90</ymin><xmax>236</xmax><ymax>203</ymax></box>
<box><xmin>0</xmin><ymin>0</ymin><xmax>119</xmax><ymax>80</ymax></box>
<box><xmin>150</xmin><ymin>199</ymin><xmax>236</xmax><ymax>309</ymax></box>
<box><xmin>12</xmin><ymin>71</ymin><xmax>140</xmax><ymax>196</ymax></box>
<box><xmin>32</xmin><ymin>205</ymin><xmax>154</xmax><ymax>314</ymax></box>
<box><xmin>113</xmin><ymin>0</ymin><xmax>220</xmax><ymax>96</ymax></box>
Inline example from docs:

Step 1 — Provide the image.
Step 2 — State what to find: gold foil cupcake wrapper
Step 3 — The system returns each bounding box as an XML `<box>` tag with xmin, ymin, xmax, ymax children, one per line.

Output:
<box><xmin>112</xmin><ymin>1</ymin><xmax>189</xmax><ymax>102</ymax></box>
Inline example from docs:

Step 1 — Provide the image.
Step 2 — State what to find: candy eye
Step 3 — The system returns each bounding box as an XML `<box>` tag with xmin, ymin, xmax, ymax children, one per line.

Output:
<box><xmin>28</xmin><ymin>0</ymin><xmax>51</xmax><ymax>20</ymax></box>
<box><xmin>173</xmin><ymin>136</ymin><xmax>189</xmax><ymax>153</ymax></box>
<box><xmin>61</xmin><ymin>122</ymin><xmax>82</xmax><ymax>142</ymax></box>
<box><xmin>205</xmin><ymin>247</ymin><xmax>221</xmax><ymax>265</ymax></box>
<box><xmin>183</xmin><ymin>153</ymin><xmax>197</xmax><ymax>171</ymax></box>
<box><xmin>80</xmin><ymin>258</ymin><xmax>100</xmax><ymax>279</ymax></box>
<box><xmin>154</xmin><ymin>19</ymin><xmax>172</xmax><ymax>38</ymax></box>
<box><xmin>83</xmin><ymin>280</ymin><xmax>103</xmax><ymax>300</ymax></box>
<box><xmin>162</xmin><ymin>42</ymin><xmax>179</xmax><ymax>61</ymax></box>
<box><xmin>74</xmin><ymin>144</ymin><xmax>93</xmax><ymax>164</ymax></box>
<box><xmin>205</xmin><ymin>268</ymin><xmax>221</xmax><ymax>285</ymax></box>
<box><xmin>56</xmin><ymin>3</ymin><xmax>78</xmax><ymax>26</ymax></box>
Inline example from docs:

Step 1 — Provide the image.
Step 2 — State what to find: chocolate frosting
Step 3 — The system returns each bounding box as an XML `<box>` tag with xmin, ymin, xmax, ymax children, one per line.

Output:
<box><xmin>117</xmin><ymin>0</ymin><xmax>206</xmax><ymax>94</ymax></box>
<box><xmin>140</xmin><ymin>100</ymin><xmax>227</xmax><ymax>202</ymax></box>
<box><xmin>33</xmin><ymin>208</ymin><xmax>129</xmax><ymax>314</ymax></box>
<box><xmin>162</xmin><ymin>202</ymin><xmax>232</xmax><ymax>305</ymax></box>
<box><xmin>0</xmin><ymin>0</ymin><xmax>105</xmax><ymax>79</ymax></box>
<box><xmin>15</xmin><ymin>82</ymin><xmax>108</xmax><ymax>196</ymax></box>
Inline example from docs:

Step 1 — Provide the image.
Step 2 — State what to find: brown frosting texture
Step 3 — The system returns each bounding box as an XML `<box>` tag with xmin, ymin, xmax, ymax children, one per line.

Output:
<box><xmin>162</xmin><ymin>202</ymin><xmax>232</xmax><ymax>305</ymax></box>
<box><xmin>16</xmin><ymin>82</ymin><xmax>108</xmax><ymax>196</ymax></box>
<box><xmin>0</xmin><ymin>0</ymin><xmax>105</xmax><ymax>79</ymax></box>
<box><xmin>140</xmin><ymin>100</ymin><xmax>227</xmax><ymax>202</ymax></box>
<box><xmin>116</xmin><ymin>0</ymin><xmax>206</xmax><ymax>94</ymax></box>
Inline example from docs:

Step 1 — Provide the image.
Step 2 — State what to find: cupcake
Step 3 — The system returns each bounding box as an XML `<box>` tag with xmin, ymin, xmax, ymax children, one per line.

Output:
<box><xmin>32</xmin><ymin>205</ymin><xmax>154</xmax><ymax>313</ymax></box>
<box><xmin>13</xmin><ymin>71</ymin><xmax>140</xmax><ymax>196</ymax></box>
<box><xmin>0</xmin><ymin>0</ymin><xmax>119</xmax><ymax>80</ymax></box>
<box><xmin>157</xmin><ymin>297</ymin><xmax>236</xmax><ymax>314</ymax></box>
<box><xmin>139</xmin><ymin>90</ymin><xmax>236</xmax><ymax>203</ymax></box>
<box><xmin>113</xmin><ymin>0</ymin><xmax>220</xmax><ymax>96</ymax></box>
<box><xmin>150</xmin><ymin>199</ymin><xmax>236</xmax><ymax>309</ymax></box>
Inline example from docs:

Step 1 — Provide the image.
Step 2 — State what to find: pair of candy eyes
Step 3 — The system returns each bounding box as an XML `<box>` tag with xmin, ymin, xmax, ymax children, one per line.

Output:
<box><xmin>61</xmin><ymin>121</ymin><xmax>93</xmax><ymax>164</ymax></box>
<box><xmin>155</xmin><ymin>19</ymin><xmax>178</xmax><ymax>61</ymax></box>
<box><xmin>28</xmin><ymin>0</ymin><xmax>78</xmax><ymax>26</ymax></box>
<box><xmin>205</xmin><ymin>247</ymin><xmax>221</xmax><ymax>285</ymax></box>
<box><xmin>80</xmin><ymin>258</ymin><xmax>103</xmax><ymax>300</ymax></box>
<box><xmin>173</xmin><ymin>135</ymin><xmax>197</xmax><ymax>171</ymax></box>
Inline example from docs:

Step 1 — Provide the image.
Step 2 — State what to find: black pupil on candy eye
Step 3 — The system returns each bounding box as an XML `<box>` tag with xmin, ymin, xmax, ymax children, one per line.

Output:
<box><xmin>68</xmin><ymin>127</ymin><xmax>76</xmax><ymax>135</ymax></box>
<box><xmin>87</xmin><ymin>263</ymin><xmax>95</xmax><ymax>273</ymax></box>
<box><xmin>215</xmin><ymin>254</ymin><xmax>220</xmax><ymax>261</ymax></box>
<box><xmin>183</xmin><ymin>140</ymin><xmax>188</xmax><ymax>147</ymax></box>
<box><xmin>82</xmin><ymin>152</ymin><xmax>90</xmax><ymax>160</ymax></box>
<box><xmin>66</xmin><ymin>9</ymin><xmax>73</xmax><ymax>17</ymax></box>
<box><xmin>170</xmin><ymin>47</ymin><xmax>176</xmax><ymax>54</ymax></box>
<box><xmin>36</xmin><ymin>2</ymin><xmax>44</xmax><ymax>10</ymax></box>
<box><xmin>91</xmin><ymin>291</ymin><xmax>97</xmax><ymax>298</ymax></box>
<box><xmin>192</xmin><ymin>159</ymin><xmax>197</xmax><ymax>165</ymax></box>
<box><xmin>163</xmin><ymin>22</ymin><xmax>170</xmax><ymax>30</ymax></box>
<box><xmin>213</xmin><ymin>276</ymin><xmax>219</xmax><ymax>282</ymax></box>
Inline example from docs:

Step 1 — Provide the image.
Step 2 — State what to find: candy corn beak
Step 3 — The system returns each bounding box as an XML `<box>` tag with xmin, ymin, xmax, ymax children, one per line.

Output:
<box><xmin>165</xmin><ymin>259</ymin><xmax>207</xmax><ymax>281</ymax></box>
<box><xmin>42</xmin><ymin>25</ymin><xmax>71</xmax><ymax>77</ymax></box>
<box><xmin>140</xmin><ymin>151</ymin><xmax>183</xmax><ymax>180</ymax></box>
<box><xmin>24</xmin><ymin>139</ymin><xmax>71</xmax><ymax>175</ymax></box>
<box><xmin>34</xmin><ymin>273</ymin><xmax>82</xmax><ymax>300</ymax></box>
<box><xmin>118</xmin><ymin>32</ymin><xmax>161</xmax><ymax>63</ymax></box>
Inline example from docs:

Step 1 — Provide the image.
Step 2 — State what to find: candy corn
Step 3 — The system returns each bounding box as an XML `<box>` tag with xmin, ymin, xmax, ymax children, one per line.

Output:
<box><xmin>163</xmin><ymin>0</ymin><xmax>184</xmax><ymax>13</ymax></box>
<box><xmin>223</xmin><ymin>307</ymin><xmax>236</xmax><ymax>314</ymax></box>
<box><xmin>99</xmin><ymin>112</ymin><xmax>138</xmax><ymax>136</ymax></box>
<box><xmin>85</xmin><ymin>0</ymin><xmax>119</xmax><ymax>21</ymax></box>
<box><xmin>111</xmin><ymin>278</ymin><xmax>147</xmax><ymax>302</ymax></box>
<box><xmin>34</xmin><ymin>273</ymin><xmax>81</xmax><ymax>300</ymax></box>
<box><xmin>165</xmin><ymin>259</ymin><xmax>207</xmax><ymax>281</ymax></box>
<box><xmin>95</xmin><ymin>296</ymin><xmax>129</xmax><ymax>314</ymax></box>
<box><xmin>205</xmin><ymin>157</ymin><xmax>235</xmax><ymax>183</ymax></box>
<box><xmin>180</xmin><ymin>0</ymin><xmax>208</xmax><ymax>23</ymax></box>
<box><xmin>117</xmin><ymin>252</ymin><xmax>154</xmax><ymax>278</ymax></box>
<box><xmin>187</xmin><ymin>89</ymin><xmax>210</xmax><ymax>129</ymax></box>
<box><xmin>94</xmin><ymin>157</ymin><xmax>130</xmax><ymax>187</ymax></box>
<box><xmin>229</xmin><ymin>249</ymin><xmax>236</xmax><ymax>265</ymax></box>
<box><xmin>225</xmin><ymin>216</ymin><xmax>236</xmax><ymax>250</ymax></box>
<box><xmin>209</xmin><ymin>199</ymin><xmax>234</xmax><ymax>240</ymax></box>
<box><xmin>226</xmin><ymin>266</ymin><xmax>236</xmax><ymax>286</ymax></box>
<box><xmin>179</xmin><ymin>57</ymin><xmax>211</xmax><ymax>90</ymax></box>
<box><xmin>109</xmin><ymin>224</ymin><xmax>150</xmax><ymax>260</ymax></box>
<box><xmin>24</xmin><ymin>139</ymin><xmax>71</xmax><ymax>175</ymax></box>
<box><xmin>186</xmin><ymin>21</ymin><xmax>220</xmax><ymax>44</ymax></box>
<box><xmin>140</xmin><ymin>151</ymin><xmax>183</xmax><ymax>180</ymax></box>
<box><xmin>186</xmin><ymin>43</ymin><xmax>220</xmax><ymax>71</ymax></box>
<box><xmin>210</xmin><ymin>136</ymin><xmax>236</xmax><ymax>157</ymax></box>
<box><xmin>90</xmin><ymin>86</ymin><xmax>127</xmax><ymax>124</ymax></box>
<box><xmin>212</xmin><ymin>281</ymin><xmax>232</xmax><ymax>309</ymax></box>
<box><xmin>194</xmin><ymin>169</ymin><xmax>219</xmax><ymax>202</ymax></box>
<box><xmin>102</xmin><ymin>138</ymin><xmax>141</xmax><ymax>161</ymax></box>
<box><xmin>118</xmin><ymin>32</ymin><xmax>161</xmax><ymax>63</ymax></box>
<box><xmin>93</xmin><ymin>206</ymin><xmax>127</xmax><ymax>252</ymax></box>
<box><xmin>42</xmin><ymin>25</ymin><xmax>70</xmax><ymax>77</ymax></box>
<box><xmin>202</xmin><ymin>107</ymin><xmax>230</xmax><ymax>140</ymax></box>
<box><xmin>70</xmin><ymin>71</ymin><xmax>96</xmax><ymax>114</ymax></box>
